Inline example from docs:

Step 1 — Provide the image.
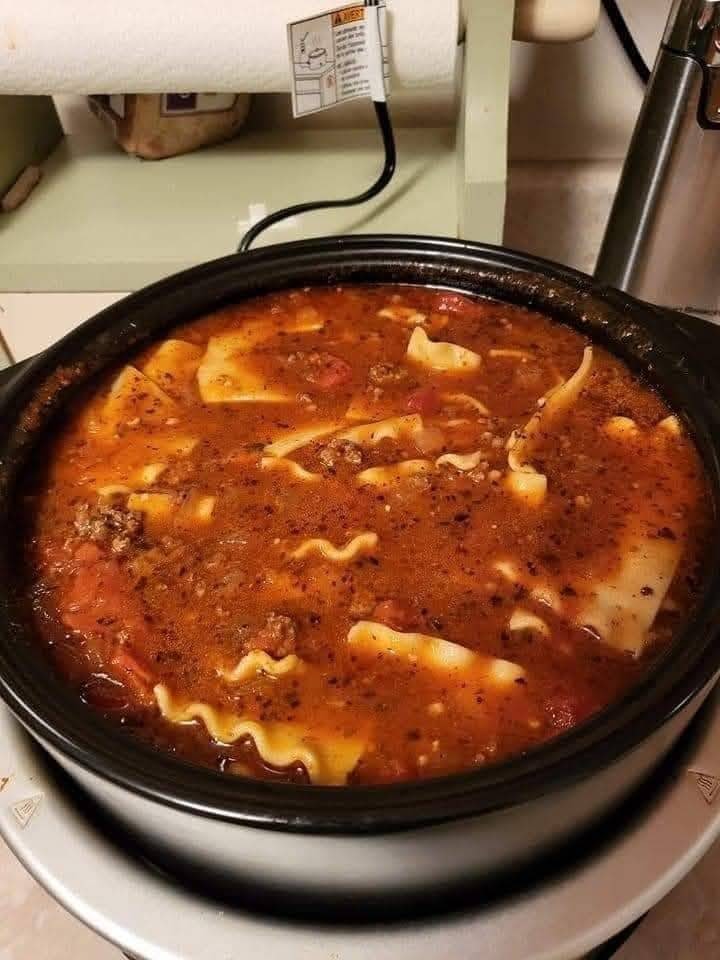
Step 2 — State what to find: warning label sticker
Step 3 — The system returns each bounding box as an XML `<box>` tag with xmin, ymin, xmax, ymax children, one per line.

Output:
<box><xmin>287</xmin><ymin>1</ymin><xmax>389</xmax><ymax>117</ymax></box>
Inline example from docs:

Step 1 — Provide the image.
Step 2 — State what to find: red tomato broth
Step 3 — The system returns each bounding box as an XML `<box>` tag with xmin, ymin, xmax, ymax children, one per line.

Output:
<box><xmin>19</xmin><ymin>285</ymin><xmax>712</xmax><ymax>786</ymax></box>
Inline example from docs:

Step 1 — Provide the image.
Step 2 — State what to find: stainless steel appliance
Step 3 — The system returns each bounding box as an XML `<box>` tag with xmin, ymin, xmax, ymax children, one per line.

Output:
<box><xmin>596</xmin><ymin>0</ymin><xmax>720</xmax><ymax>321</ymax></box>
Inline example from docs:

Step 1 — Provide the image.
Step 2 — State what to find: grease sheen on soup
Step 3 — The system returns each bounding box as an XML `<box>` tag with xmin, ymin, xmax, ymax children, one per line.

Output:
<box><xmin>23</xmin><ymin>286</ymin><xmax>711</xmax><ymax>786</ymax></box>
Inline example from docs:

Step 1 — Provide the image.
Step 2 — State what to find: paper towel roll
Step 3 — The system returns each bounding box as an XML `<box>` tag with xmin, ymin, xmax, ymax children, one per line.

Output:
<box><xmin>0</xmin><ymin>0</ymin><xmax>460</xmax><ymax>95</ymax></box>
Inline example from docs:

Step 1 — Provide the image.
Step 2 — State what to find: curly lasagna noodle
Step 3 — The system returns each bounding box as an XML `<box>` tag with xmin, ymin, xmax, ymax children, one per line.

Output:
<box><xmin>22</xmin><ymin>286</ymin><xmax>711</xmax><ymax>785</ymax></box>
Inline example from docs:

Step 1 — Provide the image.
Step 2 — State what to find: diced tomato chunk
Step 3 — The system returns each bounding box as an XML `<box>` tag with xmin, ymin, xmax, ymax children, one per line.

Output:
<box><xmin>371</xmin><ymin>599</ymin><xmax>416</xmax><ymax>631</ymax></box>
<box><xmin>65</xmin><ymin>547</ymin><xmax>138</xmax><ymax>636</ymax></box>
<box><xmin>306</xmin><ymin>354</ymin><xmax>353</xmax><ymax>390</ymax></box>
<box><xmin>61</xmin><ymin>543</ymin><xmax>155</xmax><ymax>693</ymax></box>
<box><xmin>544</xmin><ymin>693</ymin><xmax>596</xmax><ymax>732</ymax></box>
<box><xmin>112</xmin><ymin>648</ymin><xmax>154</xmax><ymax>687</ymax></box>
<box><xmin>405</xmin><ymin>386</ymin><xmax>441</xmax><ymax>416</ymax></box>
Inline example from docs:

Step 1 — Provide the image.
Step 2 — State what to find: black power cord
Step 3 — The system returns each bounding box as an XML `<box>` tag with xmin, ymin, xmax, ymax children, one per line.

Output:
<box><xmin>238</xmin><ymin>99</ymin><xmax>396</xmax><ymax>252</ymax></box>
<box><xmin>239</xmin><ymin>1</ymin><xmax>646</xmax><ymax>253</ymax></box>
<box><xmin>602</xmin><ymin>0</ymin><xmax>651</xmax><ymax>85</ymax></box>
<box><xmin>239</xmin><ymin>0</ymin><xmax>394</xmax><ymax>252</ymax></box>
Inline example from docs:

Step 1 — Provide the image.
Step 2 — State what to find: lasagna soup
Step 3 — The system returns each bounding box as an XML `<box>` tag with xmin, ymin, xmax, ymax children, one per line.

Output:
<box><xmin>22</xmin><ymin>286</ymin><xmax>711</xmax><ymax>786</ymax></box>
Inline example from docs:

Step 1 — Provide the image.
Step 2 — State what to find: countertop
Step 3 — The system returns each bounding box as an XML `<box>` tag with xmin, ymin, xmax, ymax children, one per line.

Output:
<box><xmin>3</xmin><ymin>831</ymin><xmax>720</xmax><ymax>959</ymax></box>
<box><xmin>2</xmin><ymin>159</ymin><xmax>719</xmax><ymax>960</ymax></box>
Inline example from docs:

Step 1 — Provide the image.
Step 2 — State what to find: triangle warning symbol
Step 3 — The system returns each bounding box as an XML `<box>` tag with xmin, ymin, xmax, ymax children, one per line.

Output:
<box><xmin>688</xmin><ymin>769</ymin><xmax>720</xmax><ymax>805</ymax></box>
<box><xmin>11</xmin><ymin>794</ymin><xmax>43</xmax><ymax>828</ymax></box>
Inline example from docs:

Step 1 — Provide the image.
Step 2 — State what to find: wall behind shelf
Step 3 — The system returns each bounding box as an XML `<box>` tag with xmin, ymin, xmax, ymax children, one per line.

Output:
<box><xmin>510</xmin><ymin>0</ymin><xmax>666</xmax><ymax>161</ymax></box>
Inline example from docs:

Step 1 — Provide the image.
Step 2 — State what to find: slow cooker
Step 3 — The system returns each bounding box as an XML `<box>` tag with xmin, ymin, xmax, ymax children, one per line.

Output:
<box><xmin>1</xmin><ymin>236</ymin><xmax>719</xmax><ymax>904</ymax></box>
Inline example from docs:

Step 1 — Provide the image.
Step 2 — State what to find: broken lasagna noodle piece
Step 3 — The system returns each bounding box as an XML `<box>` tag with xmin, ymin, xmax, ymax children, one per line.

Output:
<box><xmin>356</xmin><ymin>460</ymin><xmax>434</xmax><ymax>486</ymax></box>
<box><xmin>406</xmin><ymin>327</ymin><xmax>482</xmax><ymax>373</ymax></box>
<box><xmin>219</xmin><ymin>650</ymin><xmax>302</xmax><ymax>683</ymax></box>
<box><xmin>154</xmin><ymin>685</ymin><xmax>364</xmax><ymax>785</ymax></box>
<box><xmin>504</xmin><ymin>346</ymin><xmax>594</xmax><ymax>505</ymax></box>
<box><xmin>435</xmin><ymin>451</ymin><xmax>483</xmax><ymax>472</ymax></box>
<box><xmin>347</xmin><ymin>621</ymin><xmax>525</xmax><ymax>685</ymax></box>
<box><xmin>292</xmin><ymin>533</ymin><xmax>379</xmax><ymax>563</ymax></box>
<box><xmin>337</xmin><ymin>414</ymin><xmax>424</xmax><ymax>447</ymax></box>
<box><xmin>260</xmin><ymin>457</ymin><xmax>321</xmax><ymax>483</ymax></box>
<box><xmin>142</xmin><ymin>339</ymin><xmax>204</xmax><ymax>396</ymax></box>
<box><xmin>25</xmin><ymin>284</ymin><xmax>711</xmax><ymax>787</ymax></box>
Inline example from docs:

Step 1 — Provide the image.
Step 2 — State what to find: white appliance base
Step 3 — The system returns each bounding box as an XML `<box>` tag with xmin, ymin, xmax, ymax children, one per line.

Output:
<box><xmin>1</xmin><ymin>693</ymin><xmax>719</xmax><ymax>960</ymax></box>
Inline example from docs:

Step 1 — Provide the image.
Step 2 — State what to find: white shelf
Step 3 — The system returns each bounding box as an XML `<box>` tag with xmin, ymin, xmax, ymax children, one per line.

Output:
<box><xmin>0</xmin><ymin>126</ymin><xmax>458</xmax><ymax>293</ymax></box>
